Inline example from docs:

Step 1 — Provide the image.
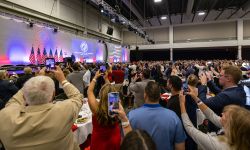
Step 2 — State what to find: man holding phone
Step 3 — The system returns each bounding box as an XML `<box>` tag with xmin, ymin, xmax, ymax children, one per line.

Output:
<box><xmin>67</xmin><ymin>62</ymin><xmax>86</xmax><ymax>94</ymax></box>
<box><xmin>0</xmin><ymin>66</ymin><xmax>83</xmax><ymax>150</ymax></box>
<box><xmin>129</xmin><ymin>69</ymin><xmax>153</xmax><ymax>108</ymax></box>
<box><xmin>115</xmin><ymin>81</ymin><xmax>186</xmax><ymax>150</ymax></box>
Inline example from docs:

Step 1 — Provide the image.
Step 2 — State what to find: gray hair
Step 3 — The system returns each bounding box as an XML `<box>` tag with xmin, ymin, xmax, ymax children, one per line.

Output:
<box><xmin>23</xmin><ymin>76</ymin><xmax>55</xmax><ymax>105</ymax></box>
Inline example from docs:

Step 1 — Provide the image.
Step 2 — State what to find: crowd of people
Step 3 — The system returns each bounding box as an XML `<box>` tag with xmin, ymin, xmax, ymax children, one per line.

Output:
<box><xmin>0</xmin><ymin>59</ymin><xmax>250</xmax><ymax>150</ymax></box>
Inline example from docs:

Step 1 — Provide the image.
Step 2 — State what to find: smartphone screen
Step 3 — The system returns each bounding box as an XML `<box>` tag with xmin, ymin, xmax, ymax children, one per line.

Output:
<box><xmin>182</xmin><ymin>83</ymin><xmax>189</xmax><ymax>95</ymax></box>
<box><xmin>45</xmin><ymin>58</ymin><xmax>55</xmax><ymax>71</ymax></box>
<box><xmin>108</xmin><ymin>92</ymin><xmax>119</xmax><ymax>116</ymax></box>
<box><xmin>100</xmin><ymin>65</ymin><xmax>106</xmax><ymax>73</ymax></box>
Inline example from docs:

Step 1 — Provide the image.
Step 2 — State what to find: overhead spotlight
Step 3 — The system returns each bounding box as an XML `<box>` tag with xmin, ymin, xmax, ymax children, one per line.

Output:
<box><xmin>29</xmin><ymin>22</ymin><xmax>33</xmax><ymax>28</ymax></box>
<box><xmin>198</xmin><ymin>11</ymin><xmax>206</xmax><ymax>16</ymax></box>
<box><xmin>154</xmin><ymin>0</ymin><xmax>162</xmax><ymax>3</ymax></box>
<box><xmin>115</xmin><ymin>5</ymin><xmax>121</xmax><ymax>14</ymax></box>
<box><xmin>161</xmin><ymin>16</ymin><xmax>167</xmax><ymax>20</ymax></box>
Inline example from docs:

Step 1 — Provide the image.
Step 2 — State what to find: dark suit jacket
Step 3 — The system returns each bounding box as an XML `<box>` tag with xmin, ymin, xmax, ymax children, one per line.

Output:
<box><xmin>15</xmin><ymin>74</ymin><xmax>33</xmax><ymax>89</ymax></box>
<box><xmin>0</xmin><ymin>80</ymin><xmax>18</xmax><ymax>105</ymax></box>
<box><xmin>198</xmin><ymin>85</ymin><xmax>246</xmax><ymax>116</ymax></box>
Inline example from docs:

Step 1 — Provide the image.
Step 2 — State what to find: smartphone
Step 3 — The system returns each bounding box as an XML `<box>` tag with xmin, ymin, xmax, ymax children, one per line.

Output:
<box><xmin>100</xmin><ymin>65</ymin><xmax>106</xmax><ymax>73</ymax></box>
<box><xmin>108</xmin><ymin>92</ymin><xmax>119</xmax><ymax>117</ymax></box>
<box><xmin>183</xmin><ymin>83</ymin><xmax>189</xmax><ymax>95</ymax></box>
<box><xmin>45</xmin><ymin>58</ymin><xmax>56</xmax><ymax>71</ymax></box>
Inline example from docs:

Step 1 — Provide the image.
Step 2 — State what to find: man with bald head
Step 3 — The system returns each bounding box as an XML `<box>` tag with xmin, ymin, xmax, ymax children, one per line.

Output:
<box><xmin>0</xmin><ymin>67</ymin><xmax>83</xmax><ymax>150</ymax></box>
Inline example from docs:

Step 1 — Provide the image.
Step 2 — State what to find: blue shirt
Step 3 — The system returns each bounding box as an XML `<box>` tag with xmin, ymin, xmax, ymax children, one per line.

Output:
<box><xmin>128</xmin><ymin>104</ymin><xmax>186</xmax><ymax>150</ymax></box>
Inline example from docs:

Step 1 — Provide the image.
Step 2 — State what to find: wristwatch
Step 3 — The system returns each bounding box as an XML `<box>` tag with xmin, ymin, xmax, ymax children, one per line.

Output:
<box><xmin>121</xmin><ymin>121</ymin><xmax>130</xmax><ymax>127</ymax></box>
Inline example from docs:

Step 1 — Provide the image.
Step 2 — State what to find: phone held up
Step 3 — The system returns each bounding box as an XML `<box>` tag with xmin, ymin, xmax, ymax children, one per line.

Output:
<box><xmin>108</xmin><ymin>92</ymin><xmax>119</xmax><ymax>117</ymax></box>
<box><xmin>99</xmin><ymin>65</ymin><xmax>106</xmax><ymax>73</ymax></box>
<box><xmin>182</xmin><ymin>84</ymin><xmax>189</xmax><ymax>95</ymax></box>
<box><xmin>45</xmin><ymin>58</ymin><xmax>56</xmax><ymax>71</ymax></box>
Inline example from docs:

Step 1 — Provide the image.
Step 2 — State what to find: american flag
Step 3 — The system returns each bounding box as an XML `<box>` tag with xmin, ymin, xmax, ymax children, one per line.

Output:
<box><xmin>36</xmin><ymin>47</ymin><xmax>42</xmax><ymax>64</ymax></box>
<box><xmin>41</xmin><ymin>48</ymin><xmax>47</xmax><ymax>64</ymax></box>
<box><xmin>49</xmin><ymin>49</ymin><xmax>53</xmax><ymax>58</ymax></box>
<box><xmin>54</xmin><ymin>49</ymin><xmax>58</xmax><ymax>62</ymax></box>
<box><xmin>29</xmin><ymin>47</ymin><xmax>36</xmax><ymax>64</ymax></box>
<box><xmin>59</xmin><ymin>49</ymin><xmax>64</xmax><ymax>62</ymax></box>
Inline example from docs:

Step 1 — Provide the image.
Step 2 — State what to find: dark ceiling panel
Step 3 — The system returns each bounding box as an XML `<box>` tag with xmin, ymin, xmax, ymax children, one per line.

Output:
<box><xmin>103</xmin><ymin>0</ymin><xmax>248</xmax><ymax>27</ymax></box>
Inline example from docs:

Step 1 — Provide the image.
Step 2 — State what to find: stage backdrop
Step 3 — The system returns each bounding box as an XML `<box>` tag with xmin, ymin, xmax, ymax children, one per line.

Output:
<box><xmin>106</xmin><ymin>43</ymin><xmax>130</xmax><ymax>63</ymax></box>
<box><xmin>0</xmin><ymin>16</ymin><xmax>129</xmax><ymax>65</ymax></box>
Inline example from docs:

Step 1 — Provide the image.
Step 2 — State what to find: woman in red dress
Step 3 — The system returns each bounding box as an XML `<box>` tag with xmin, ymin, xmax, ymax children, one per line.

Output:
<box><xmin>87</xmin><ymin>70</ymin><xmax>121</xmax><ymax>150</ymax></box>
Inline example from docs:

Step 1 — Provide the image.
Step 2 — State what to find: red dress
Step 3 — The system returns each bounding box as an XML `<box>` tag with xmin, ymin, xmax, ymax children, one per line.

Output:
<box><xmin>90</xmin><ymin>115</ymin><xmax>121</xmax><ymax>150</ymax></box>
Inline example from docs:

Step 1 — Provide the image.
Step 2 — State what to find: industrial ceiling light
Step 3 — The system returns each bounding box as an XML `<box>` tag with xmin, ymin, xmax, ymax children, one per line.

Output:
<box><xmin>161</xmin><ymin>16</ymin><xmax>167</xmax><ymax>20</ymax></box>
<box><xmin>154</xmin><ymin>0</ymin><xmax>162</xmax><ymax>3</ymax></box>
<box><xmin>198</xmin><ymin>11</ymin><xmax>206</xmax><ymax>16</ymax></box>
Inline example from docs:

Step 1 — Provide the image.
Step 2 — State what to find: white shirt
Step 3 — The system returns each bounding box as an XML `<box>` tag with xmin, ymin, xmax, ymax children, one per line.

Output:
<box><xmin>82</xmin><ymin>70</ymin><xmax>91</xmax><ymax>87</ymax></box>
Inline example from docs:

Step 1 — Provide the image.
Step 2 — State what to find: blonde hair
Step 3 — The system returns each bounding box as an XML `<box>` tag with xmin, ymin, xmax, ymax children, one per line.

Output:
<box><xmin>96</xmin><ymin>83</ymin><xmax>121</xmax><ymax>126</ymax></box>
<box><xmin>223</xmin><ymin>105</ymin><xmax>250</xmax><ymax>150</ymax></box>
<box><xmin>187</xmin><ymin>74</ymin><xmax>199</xmax><ymax>87</ymax></box>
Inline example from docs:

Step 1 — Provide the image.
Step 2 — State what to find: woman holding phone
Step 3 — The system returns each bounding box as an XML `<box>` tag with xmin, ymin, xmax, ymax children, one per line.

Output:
<box><xmin>179</xmin><ymin>88</ymin><xmax>250</xmax><ymax>150</ymax></box>
<box><xmin>87</xmin><ymin>70</ymin><xmax>121</xmax><ymax>150</ymax></box>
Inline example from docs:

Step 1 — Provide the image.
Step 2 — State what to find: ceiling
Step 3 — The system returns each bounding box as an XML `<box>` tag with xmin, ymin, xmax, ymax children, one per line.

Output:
<box><xmin>103</xmin><ymin>0</ymin><xmax>250</xmax><ymax>27</ymax></box>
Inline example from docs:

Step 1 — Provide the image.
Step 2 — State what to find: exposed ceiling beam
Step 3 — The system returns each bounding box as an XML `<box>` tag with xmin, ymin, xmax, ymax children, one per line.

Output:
<box><xmin>203</xmin><ymin>0</ymin><xmax>218</xmax><ymax>21</ymax></box>
<box><xmin>157</xmin><ymin>5</ymin><xmax>162</xmax><ymax>26</ymax></box>
<box><xmin>186</xmin><ymin>0</ymin><xmax>195</xmax><ymax>18</ymax></box>
<box><xmin>157</xmin><ymin>17</ymin><xmax>162</xmax><ymax>26</ymax></box>
<box><xmin>227</xmin><ymin>0</ymin><xmax>249</xmax><ymax>19</ymax></box>
<box><xmin>166</xmin><ymin>0</ymin><xmax>172</xmax><ymax>25</ymax></box>
<box><xmin>147</xmin><ymin>19</ymin><xmax>153</xmax><ymax>26</ymax></box>
<box><xmin>180</xmin><ymin>0</ymin><xmax>184</xmax><ymax>24</ymax></box>
<box><xmin>242</xmin><ymin>0</ymin><xmax>250</xmax><ymax>11</ymax></box>
<box><xmin>192</xmin><ymin>0</ymin><xmax>201</xmax><ymax>22</ymax></box>
<box><xmin>214</xmin><ymin>0</ymin><xmax>234</xmax><ymax>20</ymax></box>
<box><xmin>227</xmin><ymin>8</ymin><xmax>241</xmax><ymax>19</ymax></box>
<box><xmin>121</xmin><ymin>0</ymin><xmax>144</xmax><ymax>26</ymax></box>
<box><xmin>240</xmin><ymin>10</ymin><xmax>250</xmax><ymax>18</ymax></box>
